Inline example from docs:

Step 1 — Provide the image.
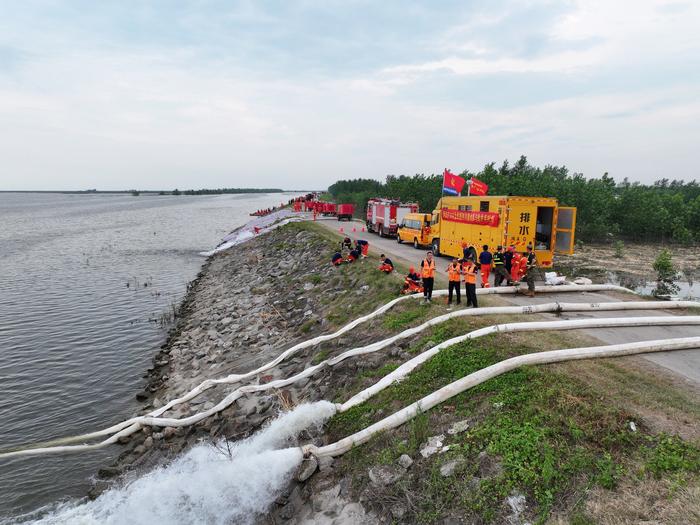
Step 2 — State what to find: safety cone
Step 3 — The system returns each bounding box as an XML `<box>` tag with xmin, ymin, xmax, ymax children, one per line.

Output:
<box><xmin>339</xmin><ymin>227</ymin><xmax>344</xmax><ymax>233</ymax></box>
<box><xmin>361</xmin><ymin>227</ymin><xmax>365</xmax><ymax>232</ymax></box>
<box><xmin>352</xmin><ymin>227</ymin><xmax>356</xmax><ymax>232</ymax></box>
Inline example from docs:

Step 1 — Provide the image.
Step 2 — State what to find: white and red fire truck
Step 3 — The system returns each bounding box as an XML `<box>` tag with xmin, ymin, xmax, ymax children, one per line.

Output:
<box><xmin>365</xmin><ymin>198</ymin><xmax>419</xmax><ymax>237</ymax></box>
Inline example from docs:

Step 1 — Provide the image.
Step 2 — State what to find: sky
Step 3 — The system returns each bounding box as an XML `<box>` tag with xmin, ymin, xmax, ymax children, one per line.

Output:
<box><xmin>0</xmin><ymin>0</ymin><xmax>699</xmax><ymax>191</ymax></box>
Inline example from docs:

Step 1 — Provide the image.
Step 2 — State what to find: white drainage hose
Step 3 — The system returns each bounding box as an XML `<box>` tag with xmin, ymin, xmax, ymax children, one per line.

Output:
<box><xmin>2</xmin><ymin>299</ymin><xmax>697</xmax><ymax>458</ymax></box>
<box><xmin>303</xmin><ymin>336</ymin><xmax>700</xmax><ymax>458</ymax></box>
<box><xmin>7</xmin><ymin>285</ymin><xmax>638</xmax><ymax>453</ymax></box>
<box><xmin>340</xmin><ymin>315</ymin><xmax>700</xmax><ymax>410</ymax></box>
<box><xmin>20</xmin><ymin>292</ymin><xmax>427</xmax><ymax>449</ymax></box>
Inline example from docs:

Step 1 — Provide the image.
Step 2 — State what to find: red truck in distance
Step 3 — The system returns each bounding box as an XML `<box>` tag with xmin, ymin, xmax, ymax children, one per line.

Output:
<box><xmin>337</xmin><ymin>203</ymin><xmax>355</xmax><ymax>221</ymax></box>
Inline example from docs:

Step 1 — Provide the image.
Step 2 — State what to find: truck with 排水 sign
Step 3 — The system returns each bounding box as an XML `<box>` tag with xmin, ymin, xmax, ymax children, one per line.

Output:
<box><xmin>427</xmin><ymin>195</ymin><xmax>576</xmax><ymax>268</ymax></box>
<box><xmin>366</xmin><ymin>198</ymin><xmax>419</xmax><ymax>237</ymax></box>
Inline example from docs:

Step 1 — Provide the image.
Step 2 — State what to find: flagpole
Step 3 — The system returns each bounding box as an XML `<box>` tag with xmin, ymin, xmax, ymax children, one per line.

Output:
<box><xmin>442</xmin><ymin>168</ymin><xmax>446</xmax><ymax>199</ymax></box>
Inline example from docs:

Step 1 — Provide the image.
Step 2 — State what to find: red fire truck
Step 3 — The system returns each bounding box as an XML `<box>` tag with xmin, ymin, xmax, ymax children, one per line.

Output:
<box><xmin>337</xmin><ymin>204</ymin><xmax>355</xmax><ymax>221</ymax></box>
<box><xmin>366</xmin><ymin>198</ymin><xmax>419</xmax><ymax>237</ymax></box>
<box><xmin>321</xmin><ymin>202</ymin><xmax>337</xmax><ymax>216</ymax></box>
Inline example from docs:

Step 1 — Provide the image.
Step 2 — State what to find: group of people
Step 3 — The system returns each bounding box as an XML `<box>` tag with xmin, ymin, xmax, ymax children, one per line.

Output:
<box><xmin>467</xmin><ymin>243</ymin><xmax>537</xmax><ymax>296</ymax></box>
<box><xmin>250</xmin><ymin>206</ymin><xmax>280</xmax><ymax>217</ymax></box>
<box><xmin>331</xmin><ymin>237</ymin><xmax>371</xmax><ymax>265</ymax></box>
<box><xmin>408</xmin><ymin>244</ymin><xmax>538</xmax><ymax>306</ymax></box>
<box><xmin>332</xmin><ymin>236</ymin><xmax>538</xmax><ymax>304</ymax></box>
<box><xmin>409</xmin><ymin>251</ymin><xmax>476</xmax><ymax>307</ymax></box>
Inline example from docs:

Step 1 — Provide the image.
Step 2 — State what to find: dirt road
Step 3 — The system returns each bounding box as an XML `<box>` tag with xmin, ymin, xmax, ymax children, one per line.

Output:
<box><xmin>316</xmin><ymin>216</ymin><xmax>700</xmax><ymax>385</ymax></box>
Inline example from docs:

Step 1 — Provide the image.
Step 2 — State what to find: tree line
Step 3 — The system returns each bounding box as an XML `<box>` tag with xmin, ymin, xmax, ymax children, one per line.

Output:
<box><xmin>327</xmin><ymin>156</ymin><xmax>700</xmax><ymax>244</ymax></box>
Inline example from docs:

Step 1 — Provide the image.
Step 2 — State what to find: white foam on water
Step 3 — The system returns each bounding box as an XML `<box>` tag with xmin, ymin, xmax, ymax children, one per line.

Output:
<box><xmin>28</xmin><ymin>401</ymin><xmax>336</xmax><ymax>525</ymax></box>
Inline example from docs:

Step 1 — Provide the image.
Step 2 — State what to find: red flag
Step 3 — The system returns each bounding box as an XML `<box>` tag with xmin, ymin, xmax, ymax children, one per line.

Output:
<box><xmin>443</xmin><ymin>169</ymin><xmax>466</xmax><ymax>195</ymax></box>
<box><xmin>469</xmin><ymin>177</ymin><xmax>488</xmax><ymax>196</ymax></box>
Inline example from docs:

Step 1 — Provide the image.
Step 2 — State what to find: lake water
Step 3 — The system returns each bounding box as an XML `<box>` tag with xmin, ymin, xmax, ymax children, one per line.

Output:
<box><xmin>0</xmin><ymin>192</ymin><xmax>297</xmax><ymax>521</ymax></box>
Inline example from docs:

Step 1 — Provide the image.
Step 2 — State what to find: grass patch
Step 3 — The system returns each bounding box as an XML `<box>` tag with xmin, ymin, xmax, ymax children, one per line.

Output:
<box><xmin>359</xmin><ymin>362</ymin><xmax>400</xmax><ymax>379</ymax></box>
<box><xmin>327</xmin><ymin>327</ymin><xmax>700</xmax><ymax>523</ymax></box>
<box><xmin>383</xmin><ymin>307</ymin><xmax>427</xmax><ymax>330</ymax></box>
<box><xmin>644</xmin><ymin>434</ymin><xmax>700</xmax><ymax>479</ymax></box>
<box><xmin>306</xmin><ymin>274</ymin><xmax>322</xmax><ymax>285</ymax></box>
<box><xmin>311</xmin><ymin>349</ymin><xmax>330</xmax><ymax>365</ymax></box>
<box><xmin>299</xmin><ymin>319</ymin><xmax>315</xmax><ymax>333</ymax></box>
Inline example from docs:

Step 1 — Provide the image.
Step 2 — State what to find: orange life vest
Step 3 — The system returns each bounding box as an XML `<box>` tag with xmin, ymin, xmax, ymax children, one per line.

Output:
<box><xmin>421</xmin><ymin>259</ymin><xmax>436</xmax><ymax>278</ymax></box>
<box><xmin>463</xmin><ymin>263</ymin><xmax>477</xmax><ymax>284</ymax></box>
<box><xmin>447</xmin><ymin>263</ymin><xmax>461</xmax><ymax>282</ymax></box>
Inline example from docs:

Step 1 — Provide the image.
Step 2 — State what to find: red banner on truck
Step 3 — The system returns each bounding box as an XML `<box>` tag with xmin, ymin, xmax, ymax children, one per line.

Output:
<box><xmin>441</xmin><ymin>207</ymin><xmax>500</xmax><ymax>227</ymax></box>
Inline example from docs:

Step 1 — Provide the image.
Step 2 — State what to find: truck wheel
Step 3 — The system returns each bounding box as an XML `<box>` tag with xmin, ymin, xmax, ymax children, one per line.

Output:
<box><xmin>431</xmin><ymin>239</ymin><xmax>440</xmax><ymax>256</ymax></box>
<box><xmin>397</xmin><ymin>235</ymin><xmax>402</xmax><ymax>244</ymax></box>
<box><xmin>413</xmin><ymin>238</ymin><xmax>419</xmax><ymax>249</ymax></box>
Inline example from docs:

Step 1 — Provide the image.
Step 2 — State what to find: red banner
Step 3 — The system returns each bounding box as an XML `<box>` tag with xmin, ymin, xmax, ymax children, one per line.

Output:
<box><xmin>469</xmin><ymin>177</ymin><xmax>488</xmax><ymax>196</ymax></box>
<box><xmin>441</xmin><ymin>207</ymin><xmax>499</xmax><ymax>227</ymax></box>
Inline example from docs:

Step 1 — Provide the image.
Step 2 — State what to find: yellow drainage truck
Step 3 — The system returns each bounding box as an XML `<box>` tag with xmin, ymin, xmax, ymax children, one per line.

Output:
<box><xmin>428</xmin><ymin>195</ymin><xmax>576</xmax><ymax>268</ymax></box>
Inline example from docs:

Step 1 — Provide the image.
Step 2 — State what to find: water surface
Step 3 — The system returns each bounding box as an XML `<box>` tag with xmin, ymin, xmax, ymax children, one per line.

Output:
<box><xmin>0</xmin><ymin>192</ymin><xmax>295</xmax><ymax>520</ymax></box>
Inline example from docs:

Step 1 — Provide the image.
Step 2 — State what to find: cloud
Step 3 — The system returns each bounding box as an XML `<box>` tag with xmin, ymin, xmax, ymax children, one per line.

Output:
<box><xmin>377</xmin><ymin>0</ymin><xmax>700</xmax><ymax>79</ymax></box>
<box><xmin>0</xmin><ymin>0</ymin><xmax>699</xmax><ymax>190</ymax></box>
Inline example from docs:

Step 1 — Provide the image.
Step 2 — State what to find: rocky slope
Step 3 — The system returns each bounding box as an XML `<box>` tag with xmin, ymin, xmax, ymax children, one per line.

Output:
<box><xmin>90</xmin><ymin>222</ymin><xmax>401</xmax><ymax>519</ymax></box>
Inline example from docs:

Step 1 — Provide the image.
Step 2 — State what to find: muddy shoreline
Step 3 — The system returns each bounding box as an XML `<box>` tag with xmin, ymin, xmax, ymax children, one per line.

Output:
<box><xmin>555</xmin><ymin>241</ymin><xmax>699</xmax><ymax>298</ymax></box>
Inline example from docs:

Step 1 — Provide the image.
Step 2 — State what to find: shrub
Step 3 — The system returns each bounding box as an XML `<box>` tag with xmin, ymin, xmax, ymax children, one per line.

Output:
<box><xmin>652</xmin><ymin>249</ymin><xmax>680</xmax><ymax>297</ymax></box>
<box><xmin>613</xmin><ymin>240</ymin><xmax>625</xmax><ymax>258</ymax></box>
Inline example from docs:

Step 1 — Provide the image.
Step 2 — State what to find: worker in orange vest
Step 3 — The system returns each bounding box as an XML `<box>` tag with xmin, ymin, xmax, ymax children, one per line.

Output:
<box><xmin>445</xmin><ymin>258</ymin><xmax>462</xmax><ymax>308</ymax></box>
<box><xmin>420</xmin><ymin>251</ymin><xmax>436</xmax><ymax>304</ymax></box>
<box><xmin>462</xmin><ymin>256</ymin><xmax>478</xmax><ymax>308</ymax></box>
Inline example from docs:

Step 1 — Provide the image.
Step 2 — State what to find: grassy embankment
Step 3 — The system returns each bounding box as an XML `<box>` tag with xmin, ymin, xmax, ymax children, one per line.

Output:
<box><xmin>285</xmin><ymin>222</ymin><xmax>699</xmax><ymax>524</ymax></box>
